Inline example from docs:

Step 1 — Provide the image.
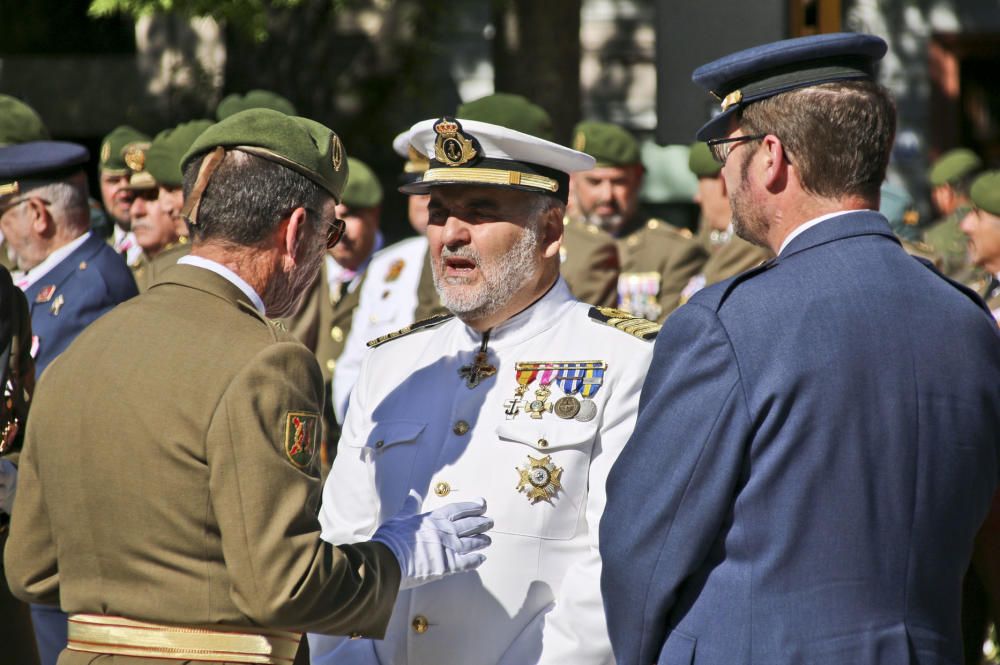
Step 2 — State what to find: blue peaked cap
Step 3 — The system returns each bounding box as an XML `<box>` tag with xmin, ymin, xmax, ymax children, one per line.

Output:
<box><xmin>692</xmin><ymin>32</ymin><xmax>888</xmax><ymax>141</ymax></box>
<box><xmin>0</xmin><ymin>141</ymin><xmax>90</xmax><ymax>195</ymax></box>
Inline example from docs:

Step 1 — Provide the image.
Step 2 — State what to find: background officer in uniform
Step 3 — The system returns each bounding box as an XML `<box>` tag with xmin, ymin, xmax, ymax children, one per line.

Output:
<box><xmin>601</xmin><ymin>33</ymin><xmax>1000</xmax><ymax>665</ymax></box>
<box><xmin>4</xmin><ymin>108</ymin><xmax>492</xmax><ymax>665</ymax></box>
<box><xmin>0</xmin><ymin>94</ymin><xmax>50</xmax><ymax>271</ymax></box>
<box><xmin>681</xmin><ymin>140</ymin><xmax>772</xmax><ymax>302</ymax></box>
<box><xmin>961</xmin><ymin>171</ymin><xmax>1000</xmax><ymax>320</ymax></box>
<box><xmin>310</xmin><ymin>116</ymin><xmax>656</xmax><ymax>665</ymax></box>
<box><xmin>571</xmin><ymin>120</ymin><xmax>706</xmax><ymax>321</ymax></box>
<box><xmin>924</xmin><ymin>147</ymin><xmax>983</xmax><ymax>280</ymax></box>
<box><xmin>98</xmin><ymin>125</ymin><xmax>149</xmax><ymax>264</ymax></box>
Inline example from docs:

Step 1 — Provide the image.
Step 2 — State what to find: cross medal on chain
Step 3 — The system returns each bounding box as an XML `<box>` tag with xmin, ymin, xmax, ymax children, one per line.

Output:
<box><xmin>459</xmin><ymin>332</ymin><xmax>497</xmax><ymax>389</ymax></box>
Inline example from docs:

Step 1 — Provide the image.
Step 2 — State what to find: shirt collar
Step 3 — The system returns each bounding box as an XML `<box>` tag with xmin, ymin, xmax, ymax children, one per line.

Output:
<box><xmin>459</xmin><ymin>277</ymin><xmax>577</xmax><ymax>349</ymax></box>
<box><xmin>177</xmin><ymin>255</ymin><xmax>266</xmax><ymax>315</ymax></box>
<box><xmin>15</xmin><ymin>231</ymin><xmax>91</xmax><ymax>291</ymax></box>
<box><xmin>778</xmin><ymin>210</ymin><xmax>877</xmax><ymax>255</ymax></box>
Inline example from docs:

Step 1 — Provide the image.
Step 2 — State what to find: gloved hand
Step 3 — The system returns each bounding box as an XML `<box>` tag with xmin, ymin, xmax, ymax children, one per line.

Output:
<box><xmin>0</xmin><ymin>458</ymin><xmax>17</xmax><ymax>515</ymax></box>
<box><xmin>373</xmin><ymin>492</ymin><xmax>493</xmax><ymax>590</ymax></box>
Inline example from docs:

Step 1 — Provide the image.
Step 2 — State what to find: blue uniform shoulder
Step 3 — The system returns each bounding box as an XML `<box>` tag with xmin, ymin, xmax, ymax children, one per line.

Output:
<box><xmin>687</xmin><ymin>257</ymin><xmax>777</xmax><ymax>312</ymax></box>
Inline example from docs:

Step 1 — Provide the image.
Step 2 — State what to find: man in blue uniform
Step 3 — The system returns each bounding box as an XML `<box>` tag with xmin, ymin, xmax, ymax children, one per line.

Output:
<box><xmin>0</xmin><ymin>140</ymin><xmax>138</xmax><ymax>665</ymax></box>
<box><xmin>600</xmin><ymin>33</ymin><xmax>1000</xmax><ymax>665</ymax></box>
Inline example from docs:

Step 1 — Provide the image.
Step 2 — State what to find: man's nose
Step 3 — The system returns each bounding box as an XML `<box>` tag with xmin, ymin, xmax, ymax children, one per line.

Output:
<box><xmin>441</xmin><ymin>214</ymin><xmax>472</xmax><ymax>248</ymax></box>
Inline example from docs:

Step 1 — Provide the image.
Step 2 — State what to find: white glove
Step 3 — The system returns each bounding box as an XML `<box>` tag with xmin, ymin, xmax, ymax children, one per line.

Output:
<box><xmin>0</xmin><ymin>458</ymin><xmax>17</xmax><ymax>515</ymax></box>
<box><xmin>373</xmin><ymin>492</ymin><xmax>493</xmax><ymax>590</ymax></box>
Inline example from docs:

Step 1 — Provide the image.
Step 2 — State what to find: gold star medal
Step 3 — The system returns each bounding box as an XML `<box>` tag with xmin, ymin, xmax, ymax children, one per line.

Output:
<box><xmin>516</xmin><ymin>454</ymin><xmax>563</xmax><ymax>504</ymax></box>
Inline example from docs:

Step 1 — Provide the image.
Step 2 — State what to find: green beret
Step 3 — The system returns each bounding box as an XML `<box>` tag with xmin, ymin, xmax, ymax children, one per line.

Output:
<box><xmin>216</xmin><ymin>90</ymin><xmax>297</xmax><ymax>121</ymax></box>
<box><xmin>457</xmin><ymin>93</ymin><xmax>553</xmax><ymax>141</ymax></box>
<box><xmin>970</xmin><ymin>170</ymin><xmax>1000</xmax><ymax>216</ymax></box>
<box><xmin>640</xmin><ymin>143</ymin><xmax>696</xmax><ymax>203</ymax></box>
<box><xmin>928</xmin><ymin>148</ymin><xmax>982</xmax><ymax>187</ymax></box>
<box><xmin>341</xmin><ymin>157</ymin><xmax>382</xmax><ymax>209</ymax></box>
<box><xmin>100</xmin><ymin>126</ymin><xmax>151</xmax><ymax>175</ymax></box>
<box><xmin>0</xmin><ymin>95</ymin><xmax>49</xmax><ymax>146</ymax></box>
<box><xmin>571</xmin><ymin>121</ymin><xmax>639</xmax><ymax>167</ymax></box>
<box><xmin>146</xmin><ymin>120</ymin><xmax>213</xmax><ymax>187</ymax></box>
<box><xmin>688</xmin><ymin>142</ymin><xmax>721</xmax><ymax>178</ymax></box>
<box><xmin>183</xmin><ymin>108</ymin><xmax>348</xmax><ymax>201</ymax></box>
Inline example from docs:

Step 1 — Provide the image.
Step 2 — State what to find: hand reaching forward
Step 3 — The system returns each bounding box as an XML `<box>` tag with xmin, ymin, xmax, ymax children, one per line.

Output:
<box><xmin>373</xmin><ymin>493</ymin><xmax>493</xmax><ymax>590</ymax></box>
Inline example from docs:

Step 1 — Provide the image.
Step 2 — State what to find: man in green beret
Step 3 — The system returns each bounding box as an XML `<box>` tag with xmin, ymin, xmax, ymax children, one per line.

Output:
<box><xmin>5</xmin><ymin>108</ymin><xmax>493</xmax><ymax>665</ymax></box>
<box><xmin>680</xmin><ymin>141</ymin><xmax>772</xmax><ymax>304</ymax></box>
<box><xmin>98</xmin><ymin>126</ymin><xmax>150</xmax><ymax>265</ymax></box>
<box><xmin>282</xmin><ymin>155</ymin><xmax>384</xmax><ymax>463</ymax></box>
<box><xmin>925</xmin><ymin>147</ymin><xmax>983</xmax><ymax>279</ymax></box>
<box><xmin>216</xmin><ymin>89</ymin><xmax>297</xmax><ymax>120</ymax></box>
<box><xmin>126</xmin><ymin>120</ymin><xmax>213</xmax><ymax>291</ymax></box>
<box><xmin>957</xmin><ymin>170</ymin><xmax>1000</xmax><ymax>661</ymax></box>
<box><xmin>456</xmin><ymin>95</ymin><xmax>620</xmax><ymax>309</ymax></box>
<box><xmin>571</xmin><ymin>120</ymin><xmax>707</xmax><ymax>321</ymax></box>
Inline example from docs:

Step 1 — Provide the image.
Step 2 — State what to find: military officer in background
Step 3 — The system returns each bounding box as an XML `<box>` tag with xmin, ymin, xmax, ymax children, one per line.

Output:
<box><xmin>571</xmin><ymin>120</ymin><xmax>706</xmax><ymax>321</ymax></box>
<box><xmin>0</xmin><ymin>94</ymin><xmax>50</xmax><ymax>271</ymax></box>
<box><xmin>878</xmin><ymin>181</ymin><xmax>942</xmax><ymax>268</ymax></box>
<box><xmin>309</xmin><ymin>116</ymin><xmax>656</xmax><ymax>665</ymax></box>
<box><xmin>283</xmin><ymin>156</ymin><xmax>384</xmax><ymax>459</ymax></box>
<box><xmin>1</xmin><ymin>140</ymin><xmax>138</xmax><ymax>665</ymax></box>
<box><xmin>961</xmin><ymin>171</ymin><xmax>1000</xmax><ymax>319</ymax></box>
<box><xmin>98</xmin><ymin>125</ymin><xmax>149</xmax><ymax>265</ymax></box>
<box><xmin>127</xmin><ymin>120</ymin><xmax>212</xmax><ymax>291</ymax></box>
<box><xmin>5</xmin><ymin>108</ymin><xmax>492</xmax><ymax>665</ymax></box>
<box><xmin>331</xmin><ymin>131</ymin><xmax>432</xmax><ymax>423</ymax></box>
<box><xmin>681</xmin><ymin>141</ymin><xmax>772</xmax><ymax>302</ymax></box>
<box><xmin>638</xmin><ymin>142</ymin><xmax>700</xmax><ymax>236</ymax></box>
<box><xmin>924</xmin><ymin>147</ymin><xmax>983</xmax><ymax>279</ymax></box>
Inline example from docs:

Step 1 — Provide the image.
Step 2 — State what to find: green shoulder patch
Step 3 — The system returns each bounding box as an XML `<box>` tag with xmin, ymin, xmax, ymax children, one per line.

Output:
<box><xmin>588</xmin><ymin>306</ymin><xmax>660</xmax><ymax>341</ymax></box>
<box><xmin>367</xmin><ymin>313</ymin><xmax>454</xmax><ymax>349</ymax></box>
<box><xmin>285</xmin><ymin>411</ymin><xmax>319</xmax><ymax>468</ymax></box>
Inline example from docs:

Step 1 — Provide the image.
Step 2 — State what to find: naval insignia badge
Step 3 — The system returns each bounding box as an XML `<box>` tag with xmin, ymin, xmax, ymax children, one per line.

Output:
<box><xmin>385</xmin><ymin>258</ymin><xmax>405</xmax><ymax>282</ymax></box>
<box><xmin>284</xmin><ymin>411</ymin><xmax>319</xmax><ymax>468</ymax></box>
<box><xmin>434</xmin><ymin>117</ymin><xmax>479</xmax><ymax>167</ymax></box>
<box><xmin>516</xmin><ymin>454</ymin><xmax>563</xmax><ymax>504</ymax></box>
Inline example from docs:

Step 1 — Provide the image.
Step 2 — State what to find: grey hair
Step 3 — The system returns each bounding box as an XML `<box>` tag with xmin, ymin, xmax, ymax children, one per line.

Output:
<box><xmin>21</xmin><ymin>172</ymin><xmax>90</xmax><ymax>229</ymax></box>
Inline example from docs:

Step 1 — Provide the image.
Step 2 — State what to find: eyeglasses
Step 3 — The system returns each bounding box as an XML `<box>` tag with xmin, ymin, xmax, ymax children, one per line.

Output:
<box><xmin>0</xmin><ymin>195</ymin><xmax>52</xmax><ymax>218</ymax></box>
<box><xmin>706</xmin><ymin>134</ymin><xmax>768</xmax><ymax>165</ymax></box>
<box><xmin>325</xmin><ymin>217</ymin><xmax>346</xmax><ymax>249</ymax></box>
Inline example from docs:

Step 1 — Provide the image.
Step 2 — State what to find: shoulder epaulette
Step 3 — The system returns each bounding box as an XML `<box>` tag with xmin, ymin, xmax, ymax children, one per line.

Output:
<box><xmin>587</xmin><ymin>306</ymin><xmax>660</xmax><ymax>341</ymax></box>
<box><xmin>367</xmin><ymin>313</ymin><xmax>454</xmax><ymax>349</ymax></box>
<box><xmin>646</xmin><ymin>218</ymin><xmax>694</xmax><ymax>240</ymax></box>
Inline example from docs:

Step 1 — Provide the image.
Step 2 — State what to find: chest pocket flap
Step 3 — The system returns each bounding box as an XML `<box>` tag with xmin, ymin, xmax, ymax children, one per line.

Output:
<box><xmin>353</xmin><ymin>420</ymin><xmax>426</xmax><ymax>451</ymax></box>
<box><xmin>496</xmin><ymin>419</ymin><xmax>598</xmax><ymax>452</ymax></box>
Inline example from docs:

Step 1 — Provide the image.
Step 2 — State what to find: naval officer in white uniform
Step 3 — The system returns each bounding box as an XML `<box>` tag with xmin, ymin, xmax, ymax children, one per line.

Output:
<box><xmin>309</xmin><ymin>117</ymin><xmax>658</xmax><ymax>665</ymax></box>
<box><xmin>332</xmin><ymin>131</ymin><xmax>431</xmax><ymax>422</ymax></box>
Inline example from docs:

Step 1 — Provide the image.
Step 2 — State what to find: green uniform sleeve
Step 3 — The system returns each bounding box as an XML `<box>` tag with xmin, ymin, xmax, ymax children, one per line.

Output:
<box><xmin>206</xmin><ymin>340</ymin><xmax>399</xmax><ymax>636</ymax></box>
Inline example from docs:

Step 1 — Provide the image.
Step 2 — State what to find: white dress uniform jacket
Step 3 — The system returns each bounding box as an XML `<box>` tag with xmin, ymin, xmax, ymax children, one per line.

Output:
<box><xmin>309</xmin><ymin>278</ymin><xmax>654</xmax><ymax>665</ymax></box>
<box><xmin>332</xmin><ymin>235</ymin><xmax>429</xmax><ymax>422</ymax></box>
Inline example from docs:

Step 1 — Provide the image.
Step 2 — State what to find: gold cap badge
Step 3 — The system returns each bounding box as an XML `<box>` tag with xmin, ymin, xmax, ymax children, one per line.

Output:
<box><xmin>123</xmin><ymin>143</ymin><xmax>148</xmax><ymax>172</ymax></box>
<box><xmin>331</xmin><ymin>135</ymin><xmax>344</xmax><ymax>172</ymax></box>
<box><xmin>433</xmin><ymin>117</ymin><xmax>478</xmax><ymax>167</ymax></box>
<box><xmin>573</xmin><ymin>131</ymin><xmax>586</xmax><ymax>152</ymax></box>
<box><xmin>720</xmin><ymin>89</ymin><xmax>743</xmax><ymax>111</ymax></box>
<box><xmin>100</xmin><ymin>140</ymin><xmax>111</xmax><ymax>164</ymax></box>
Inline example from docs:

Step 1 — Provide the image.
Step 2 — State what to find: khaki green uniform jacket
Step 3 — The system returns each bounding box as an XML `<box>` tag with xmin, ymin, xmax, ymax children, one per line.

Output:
<box><xmin>132</xmin><ymin>240</ymin><xmax>191</xmax><ymax>293</ymax></box>
<box><xmin>924</xmin><ymin>207</ymin><xmax>971</xmax><ymax>279</ymax></box>
<box><xmin>4</xmin><ymin>265</ymin><xmax>400</xmax><ymax>652</ymax></box>
<box><xmin>616</xmin><ymin>217</ymin><xmax>708</xmax><ymax>322</ymax></box>
<box><xmin>561</xmin><ymin>217</ymin><xmax>619</xmax><ymax>307</ymax></box>
<box><xmin>701</xmin><ymin>235</ymin><xmax>772</xmax><ymax>285</ymax></box>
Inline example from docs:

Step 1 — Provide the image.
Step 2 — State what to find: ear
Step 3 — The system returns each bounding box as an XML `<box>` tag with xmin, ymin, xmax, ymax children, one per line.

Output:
<box><xmin>539</xmin><ymin>204</ymin><xmax>564</xmax><ymax>260</ymax></box>
<box><xmin>282</xmin><ymin>206</ymin><xmax>311</xmax><ymax>263</ymax></box>
<box><xmin>761</xmin><ymin>136</ymin><xmax>790</xmax><ymax>192</ymax></box>
<box><xmin>26</xmin><ymin>198</ymin><xmax>53</xmax><ymax>236</ymax></box>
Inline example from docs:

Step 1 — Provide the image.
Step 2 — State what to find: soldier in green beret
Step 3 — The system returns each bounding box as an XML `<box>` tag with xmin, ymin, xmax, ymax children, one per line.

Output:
<box><xmin>924</xmin><ymin>147</ymin><xmax>983</xmax><ymax>279</ymax></box>
<box><xmin>5</xmin><ymin>108</ymin><xmax>492</xmax><ymax>665</ymax></box>
<box><xmin>127</xmin><ymin>120</ymin><xmax>213</xmax><ymax>291</ymax></box>
<box><xmin>571</xmin><ymin>120</ymin><xmax>707</xmax><ymax>321</ymax></box>
<box><xmin>960</xmin><ymin>171</ymin><xmax>1000</xmax><ymax>317</ymax></box>
<box><xmin>457</xmin><ymin>95</ymin><xmax>620</xmax><ymax>308</ymax></box>
<box><xmin>98</xmin><ymin>126</ymin><xmax>150</xmax><ymax>264</ymax></box>
<box><xmin>216</xmin><ymin>89</ymin><xmax>297</xmax><ymax>120</ymax></box>
<box><xmin>282</xmin><ymin>155</ymin><xmax>384</xmax><ymax>463</ymax></box>
<box><xmin>679</xmin><ymin>141</ymin><xmax>772</xmax><ymax>304</ymax></box>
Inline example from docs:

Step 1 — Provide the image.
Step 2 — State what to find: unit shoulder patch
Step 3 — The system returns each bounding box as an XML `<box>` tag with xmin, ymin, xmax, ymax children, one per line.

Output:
<box><xmin>284</xmin><ymin>411</ymin><xmax>319</xmax><ymax>468</ymax></box>
<box><xmin>366</xmin><ymin>313</ymin><xmax>455</xmax><ymax>348</ymax></box>
<box><xmin>588</xmin><ymin>306</ymin><xmax>660</xmax><ymax>340</ymax></box>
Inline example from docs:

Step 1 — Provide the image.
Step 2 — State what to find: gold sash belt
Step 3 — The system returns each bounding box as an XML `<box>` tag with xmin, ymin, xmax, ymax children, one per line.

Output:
<box><xmin>67</xmin><ymin>614</ymin><xmax>302</xmax><ymax>664</ymax></box>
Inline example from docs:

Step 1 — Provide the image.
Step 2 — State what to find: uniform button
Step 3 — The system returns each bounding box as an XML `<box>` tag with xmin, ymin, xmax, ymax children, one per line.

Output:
<box><xmin>537</xmin><ymin>438</ymin><xmax>549</xmax><ymax>448</ymax></box>
<box><xmin>349</xmin><ymin>632</ymin><xmax>362</xmax><ymax>640</ymax></box>
<box><xmin>434</xmin><ymin>481</ymin><xmax>451</xmax><ymax>497</ymax></box>
<box><xmin>627</xmin><ymin>236</ymin><xmax>639</xmax><ymax>246</ymax></box>
<box><xmin>330</xmin><ymin>326</ymin><xmax>344</xmax><ymax>343</ymax></box>
<box><xmin>326</xmin><ymin>359</ymin><xmax>336</xmax><ymax>371</ymax></box>
<box><xmin>78</xmin><ymin>261</ymin><xmax>88</xmax><ymax>270</ymax></box>
<box><xmin>374</xmin><ymin>440</ymin><xmax>384</xmax><ymax>449</ymax></box>
<box><xmin>647</xmin><ymin>219</ymin><xmax>660</xmax><ymax>229</ymax></box>
<box><xmin>411</xmin><ymin>615</ymin><xmax>429</xmax><ymax>634</ymax></box>
<box><xmin>369</xmin><ymin>314</ymin><xmax>378</xmax><ymax>323</ymax></box>
<box><xmin>452</xmin><ymin>420</ymin><xmax>470</xmax><ymax>435</ymax></box>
